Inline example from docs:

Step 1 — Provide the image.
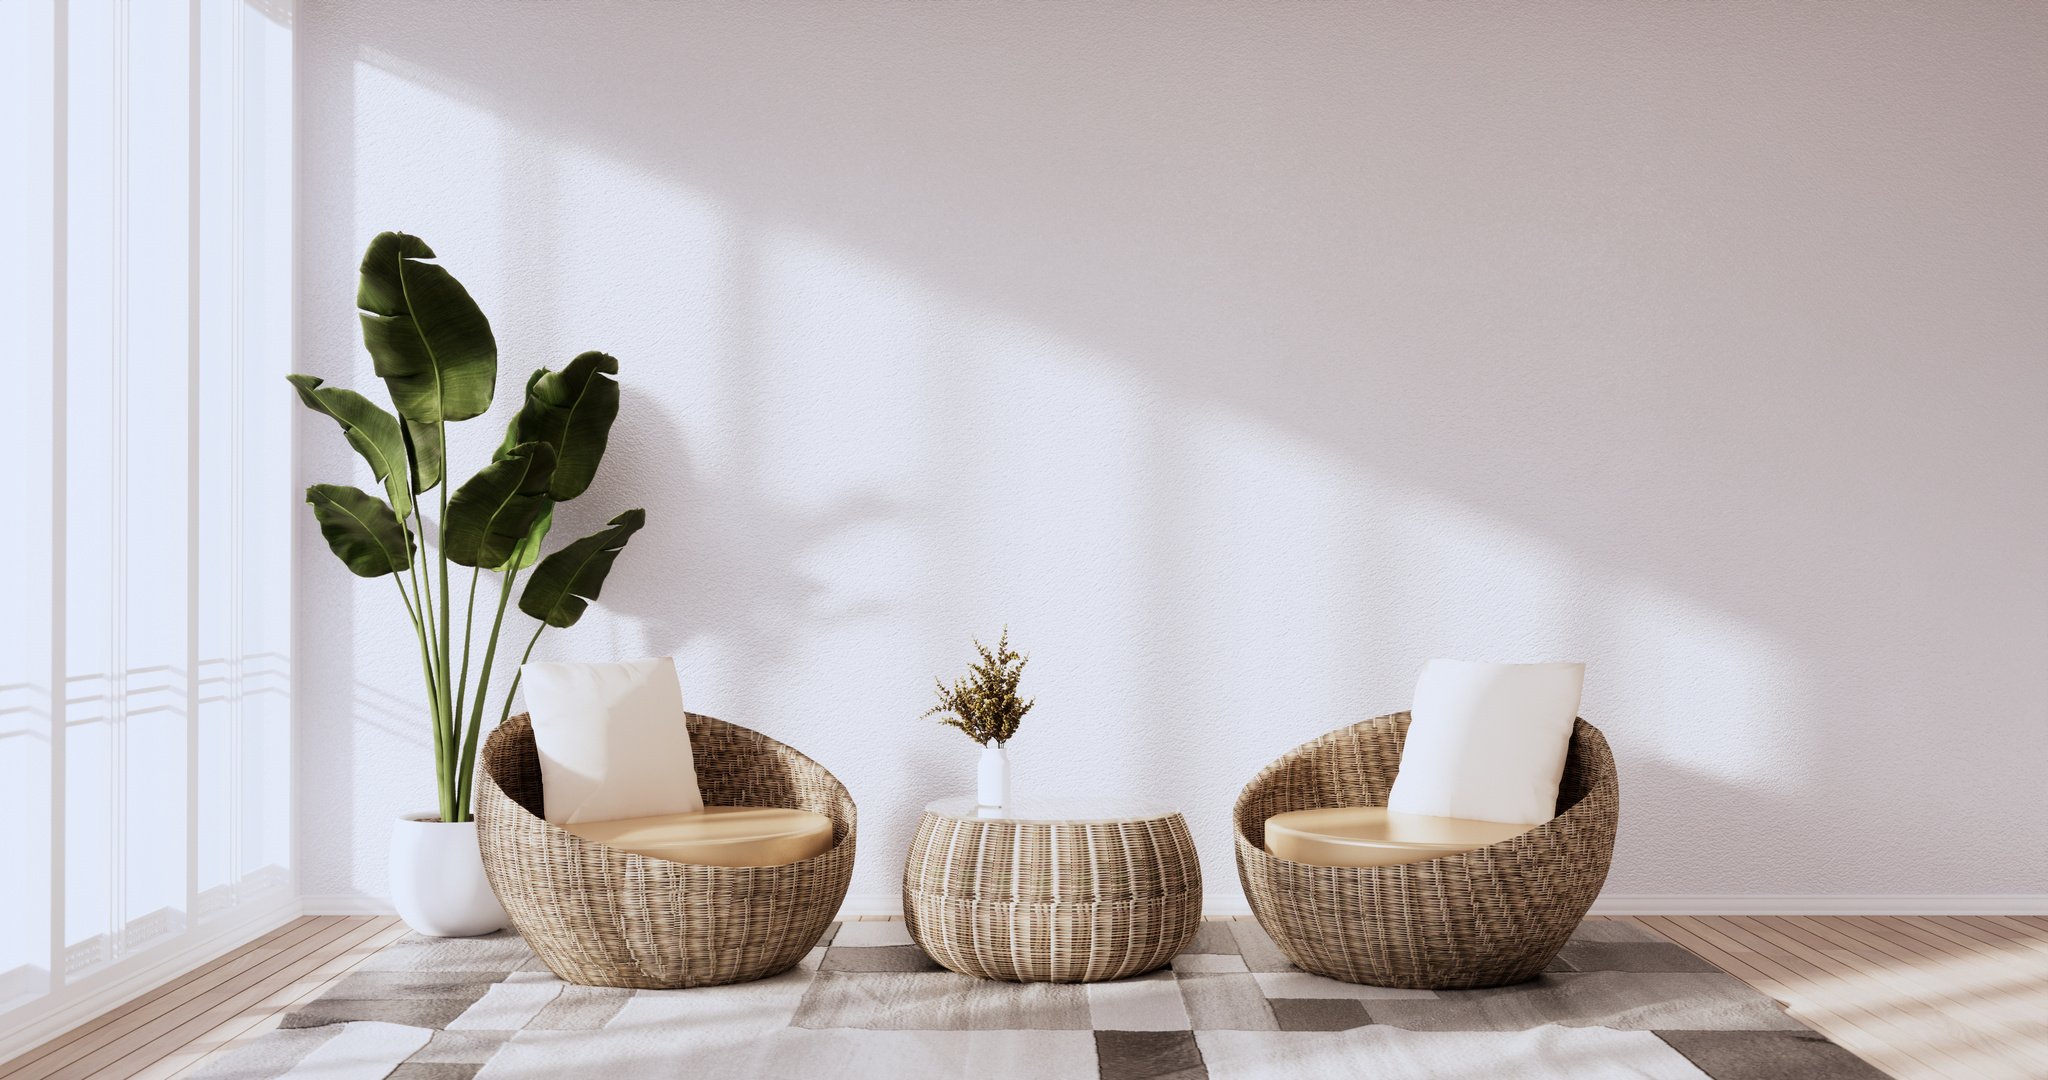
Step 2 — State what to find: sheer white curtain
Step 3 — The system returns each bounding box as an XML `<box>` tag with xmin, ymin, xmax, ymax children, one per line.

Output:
<box><xmin>0</xmin><ymin>0</ymin><xmax>294</xmax><ymax>1048</ymax></box>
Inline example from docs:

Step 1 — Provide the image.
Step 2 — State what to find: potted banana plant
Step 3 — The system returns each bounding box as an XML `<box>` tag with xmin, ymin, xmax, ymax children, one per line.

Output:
<box><xmin>293</xmin><ymin>232</ymin><xmax>646</xmax><ymax>936</ymax></box>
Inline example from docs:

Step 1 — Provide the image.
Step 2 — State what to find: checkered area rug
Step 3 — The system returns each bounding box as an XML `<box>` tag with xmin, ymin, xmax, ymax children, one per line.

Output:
<box><xmin>192</xmin><ymin>919</ymin><xmax>1883</xmax><ymax>1079</ymax></box>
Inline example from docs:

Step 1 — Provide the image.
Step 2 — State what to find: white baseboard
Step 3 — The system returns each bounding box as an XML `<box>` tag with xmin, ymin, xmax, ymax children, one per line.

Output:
<box><xmin>840</xmin><ymin>891</ymin><xmax>2048</xmax><ymax>919</ymax></box>
<box><xmin>308</xmin><ymin>890</ymin><xmax>2048</xmax><ymax>923</ymax></box>
<box><xmin>1590</xmin><ymin>894</ymin><xmax>2048</xmax><ymax>916</ymax></box>
<box><xmin>0</xmin><ymin>891</ymin><xmax>301</xmax><ymax>1065</ymax></box>
<box><xmin>300</xmin><ymin>894</ymin><xmax>399</xmax><ymax>917</ymax></box>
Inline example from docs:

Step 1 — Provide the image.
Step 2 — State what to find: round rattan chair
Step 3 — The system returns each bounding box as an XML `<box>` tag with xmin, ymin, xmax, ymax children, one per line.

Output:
<box><xmin>476</xmin><ymin>712</ymin><xmax>856</xmax><ymax>989</ymax></box>
<box><xmin>1234</xmin><ymin>712</ymin><xmax>1618</xmax><ymax>990</ymax></box>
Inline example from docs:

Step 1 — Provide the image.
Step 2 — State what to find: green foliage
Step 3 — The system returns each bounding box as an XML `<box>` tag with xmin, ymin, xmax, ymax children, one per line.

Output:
<box><xmin>288</xmin><ymin>376</ymin><xmax>414</xmax><ymax>518</ymax></box>
<box><xmin>444</xmin><ymin>441</ymin><xmax>557</xmax><ymax>569</ymax></box>
<box><xmin>924</xmin><ymin>628</ymin><xmax>1034</xmax><ymax>747</ymax></box>
<box><xmin>504</xmin><ymin>351</ymin><xmax>621</xmax><ymax>501</ymax></box>
<box><xmin>356</xmin><ymin>231</ymin><xmax>498</xmax><ymax>423</ymax></box>
<box><xmin>291</xmin><ymin>231</ymin><xmax>645</xmax><ymax>822</ymax></box>
<box><xmin>520</xmin><ymin>510</ymin><xmax>647</xmax><ymax>628</ymax></box>
<box><xmin>405</xmin><ymin>418</ymin><xmax>443</xmax><ymax>493</ymax></box>
<box><xmin>306</xmin><ymin>484</ymin><xmax>412</xmax><ymax>577</ymax></box>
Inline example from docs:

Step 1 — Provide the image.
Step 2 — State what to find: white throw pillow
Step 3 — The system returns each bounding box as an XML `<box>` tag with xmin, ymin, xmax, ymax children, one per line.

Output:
<box><xmin>519</xmin><ymin>656</ymin><xmax>704</xmax><ymax>826</ymax></box>
<box><xmin>1385</xmin><ymin>659</ymin><xmax>1585</xmax><ymax>826</ymax></box>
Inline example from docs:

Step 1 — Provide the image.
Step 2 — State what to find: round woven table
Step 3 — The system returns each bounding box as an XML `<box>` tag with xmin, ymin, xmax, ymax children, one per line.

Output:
<box><xmin>902</xmin><ymin>798</ymin><xmax>1202</xmax><ymax>982</ymax></box>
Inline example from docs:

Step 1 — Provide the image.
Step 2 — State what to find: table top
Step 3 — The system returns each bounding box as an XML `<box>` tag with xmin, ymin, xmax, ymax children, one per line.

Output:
<box><xmin>922</xmin><ymin>797</ymin><xmax>1181</xmax><ymax>825</ymax></box>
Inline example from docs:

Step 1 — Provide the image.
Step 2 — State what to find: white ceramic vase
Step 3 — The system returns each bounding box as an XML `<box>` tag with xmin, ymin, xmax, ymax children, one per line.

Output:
<box><xmin>389</xmin><ymin>813</ymin><xmax>507</xmax><ymax>937</ymax></box>
<box><xmin>977</xmin><ymin>744</ymin><xmax>1011</xmax><ymax>811</ymax></box>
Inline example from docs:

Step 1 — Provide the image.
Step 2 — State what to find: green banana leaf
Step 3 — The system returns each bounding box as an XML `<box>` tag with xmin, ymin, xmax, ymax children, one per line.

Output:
<box><xmin>494</xmin><ymin>369</ymin><xmax>546</xmax><ymax>461</ymax></box>
<box><xmin>496</xmin><ymin>505</ymin><xmax>552</xmax><ymax>573</ymax></box>
<box><xmin>506</xmin><ymin>352</ymin><xmax>621</xmax><ymax>501</ymax></box>
<box><xmin>405</xmin><ymin>418</ymin><xmax>443</xmax><ymax>494</ymax></box>
<box><xmin>306</xmin><ymin>484</ymin><xmax>413</xmax><ymax>577</ymax></box>
<box><xmin>519</xmin><ymin>509</ymin><xmax>646</xmax><ymax>627</ymax></box>
<box><xmin>357</xmin><ymin>232</ymin><xmax>497</xmax><ymax>424</ymax></box>
<box><xmin>287</xmin><ymin>375</ymin><xmax>414</xmax><ymax>518</ymax></box>
<box><xmin>444</xmin><ymin>441</ymin><xmax>557</xmax><ymax>569</ymax></box>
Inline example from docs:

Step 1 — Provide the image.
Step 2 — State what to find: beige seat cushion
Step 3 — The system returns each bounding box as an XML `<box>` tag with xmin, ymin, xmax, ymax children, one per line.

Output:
<box><xmin>1265</xmin><ymin>806</ymin><xmax>1534</xmax><ymax>868</ymax></box>
<box><xmin>563</xmin><ymin>806</ymin><xmax>834</xmax><ymax>868</ymax></box>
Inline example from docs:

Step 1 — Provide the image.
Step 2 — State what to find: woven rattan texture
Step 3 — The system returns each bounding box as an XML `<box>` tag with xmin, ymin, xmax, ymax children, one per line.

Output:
<box><xmin>477</xmin><ymin>712</ymin><xmax>856</xmax><ymax>989</ymax></box>
<box><xmin>902</xmin><ymin>807</ymin><xmax>1203</xmax><ymax>983</ymax></box>
<box><xmin>1233</xmin><ymin>712</ymin><xmax>1619</xmax><ymax>990</ymax></box>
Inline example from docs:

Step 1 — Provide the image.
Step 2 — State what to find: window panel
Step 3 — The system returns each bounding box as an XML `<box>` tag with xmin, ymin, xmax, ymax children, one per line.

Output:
<box><xmin>3</xmin><ymin>0</ymin><xmax>293</xmax><ymax>1036</ymax></box>
<box><xmin>0</xmin><ymin>0</ymin><xmax>58</xmax><ymax>1016</ymax></box>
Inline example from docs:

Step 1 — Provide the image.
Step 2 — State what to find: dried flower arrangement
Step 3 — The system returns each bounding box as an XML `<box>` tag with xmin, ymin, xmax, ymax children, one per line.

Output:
<box><xmin>923</xmin><ymin>628</ymin><xmax>1034</xmax><ymax>747</ymax></box>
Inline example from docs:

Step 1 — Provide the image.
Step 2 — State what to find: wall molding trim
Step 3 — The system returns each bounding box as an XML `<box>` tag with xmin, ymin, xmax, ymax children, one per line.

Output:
<box><xmin>1588</xmin><ymin>894</ymin><xmax>2048</xmax><ymax>916</ymax></box>
<box><xmin>810</xmin><ymin>892</ymin><xmax>2048</xmax><ymax>920</ymax></box>
<box><xmin>298</xmin><ymin>895</ymin><xmax>399</xmax><ymax>917</ymax></box>
<box><xmin>0</xmin><ymin>890</ymin><xmax>299</xmax><ymax>1066</ymax></box>
<box><xmin>295</xmin><ymin>891</ymin><xmax>2048</xmax><ymax>922</ymax></box>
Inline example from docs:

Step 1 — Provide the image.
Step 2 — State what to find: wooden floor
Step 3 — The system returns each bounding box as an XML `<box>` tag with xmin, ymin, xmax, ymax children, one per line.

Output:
<box><xmin>2</xmin><ymin>914</ymin><xmax>2042</xmax><ymax>1079</ymax></box>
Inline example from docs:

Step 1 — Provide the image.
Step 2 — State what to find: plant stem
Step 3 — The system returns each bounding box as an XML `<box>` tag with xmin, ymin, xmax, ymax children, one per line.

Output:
<box><xmin>494</xmin><ymin>623</ymin><xmax>547</xmax><ymax>735</ymax></box>
<box><xmin>408</xmin><ymin>503</ymin><xmax>446</xmax><ymax>807</ymax></box>
<box><xmin>434</xmin><ymin>421</ymin><xmax>456</xmax><ymax>824</ymax></box>
<box><xmin>452</xmin><ymin>564</ymin><xmax>519</xmax><ymax>820</ymax></box>
<box><xmin>454</xmin><ymin>565</ymin><xmax>479</xmax><ymax>732</ymax></box>
<box><xmin>392</xmin><ymin>578</ymin><xmax>441</xmax><ymax>786</ymax></box>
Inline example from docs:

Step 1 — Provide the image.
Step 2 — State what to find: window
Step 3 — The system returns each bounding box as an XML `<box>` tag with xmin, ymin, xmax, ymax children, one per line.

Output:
<box><xmin>0</xmin><ymin>0</ymin><xmax>294</xmax><ymax>1040</ymax></box>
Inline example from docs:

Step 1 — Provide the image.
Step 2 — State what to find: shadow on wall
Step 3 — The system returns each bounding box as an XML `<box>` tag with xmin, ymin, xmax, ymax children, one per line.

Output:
<box><xmin>295</xmin><ymin>2</ymin><xmax>2048</xmax><ymax>901</ymax></box>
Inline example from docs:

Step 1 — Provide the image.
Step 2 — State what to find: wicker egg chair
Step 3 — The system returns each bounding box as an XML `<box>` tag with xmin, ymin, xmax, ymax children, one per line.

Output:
<box><xmin>1234</xmin><ymin>711</ymin><xmax>1618</xmax><ymax>990</ymax></box>
<box><xmin>476</xmin><ymin>712</ymin><xmax>856</xmax><ymax>989</ymax></box>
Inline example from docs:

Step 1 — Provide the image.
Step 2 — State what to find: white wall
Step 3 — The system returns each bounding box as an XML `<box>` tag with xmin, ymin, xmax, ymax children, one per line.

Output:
<box><xmin>295</xmin><ymin>1</ymin><xmax>2048</xmax><ymax>910</ymax></box>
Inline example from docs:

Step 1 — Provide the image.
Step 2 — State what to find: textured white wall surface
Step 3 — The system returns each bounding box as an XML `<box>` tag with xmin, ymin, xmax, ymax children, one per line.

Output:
<box><xmin>295</xmin><ymin>2</ymin><xmax>2048</xmax><ymax>907</ymax></box>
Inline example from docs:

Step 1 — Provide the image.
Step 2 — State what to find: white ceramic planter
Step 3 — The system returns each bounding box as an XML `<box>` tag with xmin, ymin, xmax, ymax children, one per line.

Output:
<box><xmin>977</xmin><ymin>745</ymin><xmax>1011</xmax><ymax>812</ymax></box>
<box><xmin>390</xmin><ymin>814</ymin><xmax>507</xmax><ymax>938</ymax></box>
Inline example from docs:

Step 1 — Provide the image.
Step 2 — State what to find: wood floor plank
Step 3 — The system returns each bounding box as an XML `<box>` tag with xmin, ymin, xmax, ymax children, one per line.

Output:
<box><xmin>1728</xmin><ymin>916</ymin><xmax>2025</xmax><ymax>1080</ymax></box>
<box><xmin>38</xmin><ymin>919</ymin><xmax>372</xmax><ymax>1080</ymax></box>
<box><xmin>53</xmin><ymin>918</ymin><xmax>395</xmax><ymax>1080</ymax></box>
<box><xmin>0</xmin><ymin>916</ymin><xmax>326</xmax><ymax>1075</ymax></box>
<box><xmin>1731</xmin><ymin>915</ymin><xmax>2016</xmax><ymax>1079</ymax></box>
<box><xmin>1644</xmin><ymin>915</ymin><xmax>1947</xmax><ymax>1080</ymax></box>
<box><xmin>0</xmin><ymin>918</ymin><xmax>343</xmax><ymax>1080</ymax></box>
<box><xmin>1672</xmin><ymin>914</ymin><xmax>1987</xmax><ymax>1080</ymax></box>
<box><xmin>1778</xmin><ymin>917</ymin><xmax>2048</xmax><ymax>1073</ymax></box>
<box><xmin>141</xmin><ymin>918</ymin><xmax>410</xmax><ymax>1080</ymax></box>
<box><xmin>1858</xmin><ymin>918</ymin><xmax>2048</xmax><ymax>1035</ymax></box>
<box><xmin>1978</xmin><ymin>917</ymin><xmax>2048</xmax><ymax>959</ymax></box>
<box><xmin>1639</xmin><ymin>917</ymin><xmax>1937</xmax><ymax>1080</ymax></box>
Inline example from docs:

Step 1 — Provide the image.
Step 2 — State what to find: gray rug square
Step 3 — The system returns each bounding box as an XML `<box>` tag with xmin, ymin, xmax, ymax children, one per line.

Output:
<box><xmin>409</xmin><ymin>1030</ymin><xmax>514</xmax><ymax>1064</ymax></box>
<box><xmin>818</xmin><ymin>944</ymin><xmax>945</xmax><ymax>972</ymax></box>
<box><xmin>1269</xmin><ymin>998</ymin><xmax>1371</xmax><ymax>1032</ymax></box>
<box><xmin>280</xmin><ymin>998</ymin><xmax>482</xmax><ymax>1030</ymax></box>
<box><xmin>1225</xmin><ymin>922</ymin><xmax>1296</xmax><ymax>973</ymax></box>
<box><xmin>1569</xmin><ymin>920</ymin><xmax>1669</xmax><ymax>944</ymax></box>
<box><xmin>1655</xmin><ymin>1029</ymin><xmax>1893</xmax><ymax>1079</ymax></box>
<box><xmin>356</xmin><ymin>933</ymin><xmax>538</xmax><ymax>973</ymax></box>
<box><xmin>1181</xmin><ymin>923</ymin><xmax>1241</xmax><ymax>955</ymax></box>
<box><xmin>793</xmin><ymin>971</ymin><xmax>1092</xmax><ymax>1030</ymax></box>
<box><xmin>1177</xmin><ymin>973</ymin><xmax>1278</xmax><ymax>1031</ymax></box>
<box><xmin>389</xmin><ymin>1064</ymin><xmax>482</xmax><ymax>1080</ymax></box>
<box><xmin>319</xmin><ymin>971</ymin><xmax>510</xmax><ymax>1000</ymax></box>
<box><xmin>527</xmin><ymin>985</ymin><xmax>631</xmax><ymax>1030</ymax></box>
<box><xmin>1095</xmin><ymin>1030</ymin><xmax>1207</xmax><ymax>1080</ymax></box>
<box><xmin>1364</xmin><ymin>972</ymin><xmax>1811</xmax><ymax>1032</ymax></box>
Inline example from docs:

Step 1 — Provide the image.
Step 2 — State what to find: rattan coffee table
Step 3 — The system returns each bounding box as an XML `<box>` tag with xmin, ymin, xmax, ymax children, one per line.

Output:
<box><xmin>902</xmin><ymin>798</ymin><xmax>1202</xmax><ymax>982</ymax></box>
